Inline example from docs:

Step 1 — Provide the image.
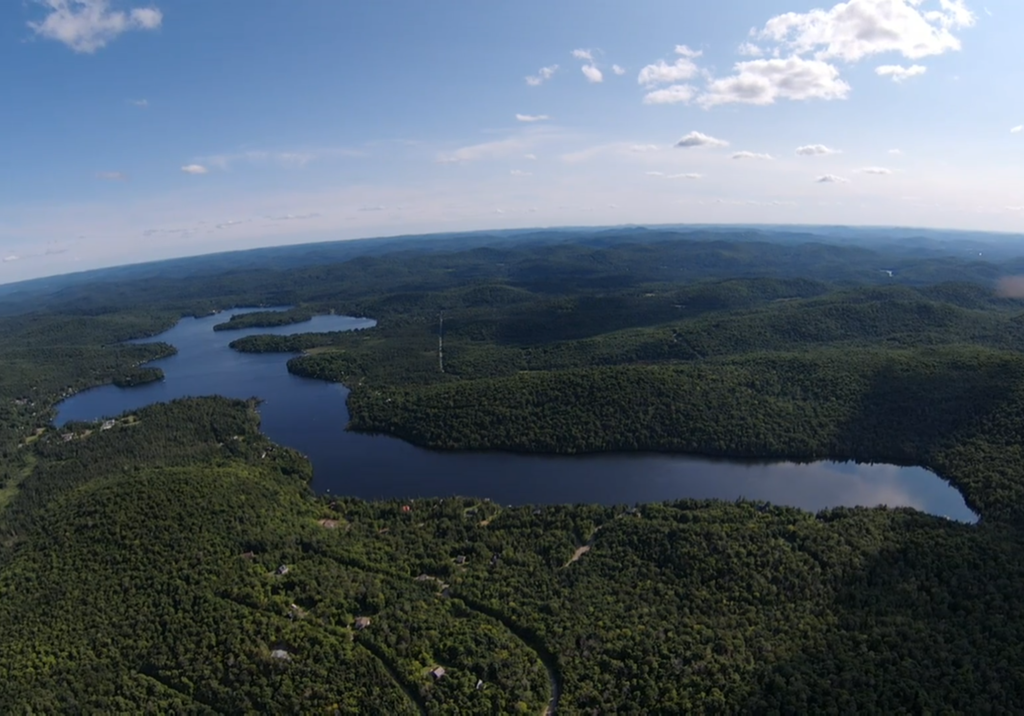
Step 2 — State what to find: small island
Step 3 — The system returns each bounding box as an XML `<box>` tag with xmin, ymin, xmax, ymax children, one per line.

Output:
<box><xmin>112</xmin><ymin>367</ymin><xmax>164</xmax><ymax>388</ymax></box>
<box><xmin>212</xmin><ymin>307</ymin><xmax>314</xmax><ymax>332</ymax></box>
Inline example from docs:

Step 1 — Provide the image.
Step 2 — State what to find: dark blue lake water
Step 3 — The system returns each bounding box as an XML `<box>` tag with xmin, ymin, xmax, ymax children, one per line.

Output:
<box><xmin>56</xmin><ymin>310</ymin><xmax>977</xmax><ymax>522</ymax></box>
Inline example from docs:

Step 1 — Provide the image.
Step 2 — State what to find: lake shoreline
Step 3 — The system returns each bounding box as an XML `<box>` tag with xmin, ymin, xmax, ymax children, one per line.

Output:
<box><xmin>54</xmin><ymin>309</ymin><xmax>978</xmax><ymax>522</ymax></box>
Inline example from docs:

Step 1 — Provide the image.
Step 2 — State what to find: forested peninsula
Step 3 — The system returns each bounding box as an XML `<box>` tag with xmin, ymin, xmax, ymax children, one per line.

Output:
<box><xmin>4</xmin><ymin>229</ymin><xmax>1024</xmax><ymax>711</ymax></box>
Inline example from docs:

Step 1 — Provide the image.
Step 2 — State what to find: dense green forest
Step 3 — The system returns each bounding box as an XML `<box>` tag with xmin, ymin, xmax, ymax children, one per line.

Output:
<box><xmin>2</xmin><ymin>398</ymin><xmax>1024</xmax><ymax>712</ymax></box>
<box><xmin>4</xmin><ymin>232</ymin><xmax>1024</xmax><ymax>711</ymax></box>
<box><xmin>213</xmin><ymin>307</ymin><xmax>315</xmax><ymax>332</ymax></box>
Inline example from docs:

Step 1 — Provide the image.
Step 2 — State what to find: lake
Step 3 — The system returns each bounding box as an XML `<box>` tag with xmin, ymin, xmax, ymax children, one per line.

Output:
<box><xmin>56</xmin><ymin>310</ymin><xmax>977</xmax><ymax>522</ymax></box>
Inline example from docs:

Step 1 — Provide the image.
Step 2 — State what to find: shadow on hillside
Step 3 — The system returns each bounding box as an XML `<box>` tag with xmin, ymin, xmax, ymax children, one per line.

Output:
<box><xmin>835</xmin><ymin>352</ymin><xmax>1024</xmax><ymax>521</ymax></box>
<box><xmin>741</xmin><ymin>515</ymin><xmax>1024</xmax><ymax>712</ymax></box>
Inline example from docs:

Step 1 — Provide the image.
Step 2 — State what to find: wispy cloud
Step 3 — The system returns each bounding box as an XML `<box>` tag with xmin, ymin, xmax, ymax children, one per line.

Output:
<box><xmin>796</xmin><ymin>144</ymin><xmax>841</xmax><ymax>155</ymax></box>
<box><xmin>732</xmin><ymin>151</ymin><xmax>773</xmax><ymax>160</ymax></box>
<box><xmin>858</xmin><ymin>166</ymin><xmax>893</xmax><ymax>175</ymax></box>
<box><xmin>738</xmin><ymin>42</ymin><xmax>763</xmax><ymax>57</ymax></box>
<box><xmin>95</xmin><ymin>171</ymin><xmax>127</xmax><ymax>181</ymax></box>
<box><xmin>180</xmin><ymin>164</ymin><xmax>209</xmax><ymax>175</ymax></box>
<box><xmin>875</xmin><ymin>64</ymin><xmax>927</xmax><ymax>82</ymax></box>
<box><xmin>515</xmin><ymin>113</ymin><xmax>550</xmax><ymax>123</ymax></box>
<box><xmin>28</xmin><ymin>0</ymin><xmax>163</xmax><ymax>53</ymax></box>
<box><xmin>266</xmin><ymin>213</ymin><xmax>321</xmax><ymax>221</ymax></box>
<box><xmin>582</xmin><ymin>65</ymin><xmax>603</xmax><ymax>83</ymax></box>
<box><xmin>572</xmin><ymin>48</ymin><xmax>594</xmax><ymax>61</ymax></box>
<box><xmin>1012</xmin><ymin>125</ymin><xmax>1023</xmax><ymax>134</ymax></box>
<box><xmin>3</xmin><ymin>255</ymin><xmax>19</xmax><ymax>263</ymax></box>
<box><xmin>816</xmin><ymin>174</ymin><xmax>849</xmax><ymax>183</ymax></box>
<box><xmin>526</xmin><ymin>65</ymin><xmax>558</xmax><ymax>86</ymax></box>
<box><xmin>194</xmin><ymin>148</ymin><xmax>361</xmax><ymax>171</ymax></box>
<box><xmin>127</xmin><ymin>98</ymin><xmax>148</xmax><ymax>108</ymax></box>
<box><xmin>630</xmin><ymin>144</ymin><xmax>660</xmax><ymax>152</ymax></box>
<box><xmin>612</xmin><ymin>64</ymin><xmax>626</xmax><ymax>75</ymax></box>
<box><xmin>437</xmin><ymin>134</ymin><xmax>548</xmax><ymax>164</ymax></box>
<box><xmin>889</xmin><ymin>148</ymin><xmax>904</xmax><ymax>155</ymax></box>
<box><xmin>510</xmin><ymin>169</ymin><xmax>533</xmax><ymax>176</ymax></box>
<box><xmin>647</xmin><ymin>171</ymin><xmax>703</xmax><ymax>180</ymax></box>
<box><xmin>676</xmin><ymin>131</ymin><xmax>729</xmax><ymax>149</ymax></box>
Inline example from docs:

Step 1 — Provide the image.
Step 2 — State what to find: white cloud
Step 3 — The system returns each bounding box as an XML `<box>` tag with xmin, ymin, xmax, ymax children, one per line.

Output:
<box><xmin>510</xmin><ymin>169</ymin><xmax>532</xmax><ymax>176</ymax></box>
<box><xmin>876</xmin><ymin>64</ymin><xmax>927</xmax><ymax>82</ymax></box>
<box><xmin>572</xmin><ymin>49</ymin><xmax>594</xmax><ymax>61</ymax></box>
<box><xmin>796</xmin><ymin>144</ymin><xmax>841</xmax><ymax>155</ymax></box>
<box><xmin>638</xmin><ymin>57</ymin><xmax>701</xmax><ymax>87</ymax></box>
<box><xmin>700</xmin><ymin>56</ymin><xmax>850</xmax><ymax>106</ymax></box>
<box><xmin>676</xmin><ymin>131</ymin><xmax>729</xmax><ymax>149</ymax></box>
<box><xmin>515</xmin><ymin>113</ymin><xmax>550</xmax><ymax>122</ymax></box>
<box><xmin>889</xmin><ymin>148</ymin><xmax>904</xmax><ymax>154</ymax></box>
<box><xmin>612</xmin><ymin>64</ymin><xmax>626</xmax><ymax>75</ymax></box>
<box><xmin>95</xmin><ymin>171</ymin><xmax>127</xmax><ymax>181</ymax></box>
<box><xmin>816</xmin><ymin>174</ymin><xmax>849</xmax><ymax>183</ymax></box>
<box><xmin>180</xmin><ymin>164</ymin><xmax>209</xmax><ymax>175</ymax></box>
<box><xmin>732</xmin><ymin>151</ymin><xmax>774</xmax><ymax>160</ymax></box>
<box><xmin>760</xmin><ymin>0</ymin><xmax>975</xmax><ymax>63</ymax></box>
<box><xmin>738</xmin><ymin>42</ymin><xmax>764</xmax><ymax>57</ymax></box>
<box><xmin>28</xmin><ymin>0</ymin><xmax>163</xmax><ymax>53</ymax></box>
<box><xmin>128</xmin><ymin>98</ymin><xmax>148</xmax><ymax>108</ymax></box>
<box><xmin>130</xmin><ymin>7</ymin><xmax>160</xmax><ymax>28</ymax></box>
<box><xmin>646</xmin><ymin>171</ymin><xmax>666</xmax><ymax>177</ymax></box>
<box><xmin>1012</xmin><ymin>125</ymin><xmax>1024</xmax><ymax>134</ymax></box>
<box><xmin>643</xmin><ymin>84</ymin><xmax>696</xmax><ymax>105</ymax></box>
<box><xmin>582</xmin><ymin>64</ymin><xmax>604</xmax><ymax>83</ymax></box>
<box><xmin>524</xmin><ymin>153</ymin><xmax>537</xmax><ymax>160</ymax></box>
<box><xmin>3</xmin><ymin>256</ymin><xmax>19</xmax><ymax>263</ymax></box>
<box><xmin>526</xmin><ymin>65</ymin><xmax>558</xmax><ymax>86</ymax></box>
<box><xmin>858</xmin><ymin>166</ymin><xmax>893</xmax><ymax>174</ymax></box>
<box><xmin>631</xmin><ymin>144</ymin><xmax>660</xmax><ymax>152</ymax></box>
<box><xmin>675</xmin><ymin>44</ymin><xmax>703</xmax><ymax>58</ymax></box>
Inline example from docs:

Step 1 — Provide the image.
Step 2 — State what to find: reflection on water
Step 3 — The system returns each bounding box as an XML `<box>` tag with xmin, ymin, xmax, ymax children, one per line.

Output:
<box><xmin>57</xmin><ymin>310</ymin><xmax>978</xmax><ymax>522</ymax></box>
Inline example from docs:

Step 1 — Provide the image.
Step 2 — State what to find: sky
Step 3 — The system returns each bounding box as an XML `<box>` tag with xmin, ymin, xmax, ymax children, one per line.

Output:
<box><xmin>1</xmin><ymin>0</ymin><xmax>1022</xmax><ymax>283</ymax></box>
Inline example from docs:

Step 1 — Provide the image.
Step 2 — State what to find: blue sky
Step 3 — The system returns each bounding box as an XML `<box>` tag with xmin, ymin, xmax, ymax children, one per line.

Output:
<box><xmin>1</xmin><ymin>0</ymin><xmax>1022</xmax><ymax>282</ymax></box>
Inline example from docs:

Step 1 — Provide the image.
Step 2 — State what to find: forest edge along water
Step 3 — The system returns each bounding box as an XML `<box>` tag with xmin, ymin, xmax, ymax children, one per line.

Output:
<box><xmin>55</xmin><ymin>309</ymin><xmax>977</xmax><ymax>523</ymax></box>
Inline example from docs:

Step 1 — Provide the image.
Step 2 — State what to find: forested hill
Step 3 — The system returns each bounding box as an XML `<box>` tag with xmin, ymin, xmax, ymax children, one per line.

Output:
<box><xmin>2</xmin><ymin>398</ymin><xmax>1024</xmax><ymax>713</ymax></box>
<box><xmin>4</xmin><ymin>231</ymin><xmax>1024</xmax><ymax>711</ymax></box>
<box><xmin>2</xmin><ymin>229</ymin><xmax>1022</xmax><ymax>318</ymax></box>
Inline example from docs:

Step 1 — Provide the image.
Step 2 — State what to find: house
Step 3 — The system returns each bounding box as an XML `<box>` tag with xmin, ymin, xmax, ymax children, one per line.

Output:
<box><xmin>431</xmin><ymin>667</ymin><xmax>446</xmax><ymax>680</ymax></box>
<box><xmin>276</xmin><ymin>565</ymin><xmax>290</xmax><ymax>576</ymax></box>
<box><xmin>455</xmin><ymin>555</ymin><xmax>466</xmax><ymax>565</ymax></box>
<box><xmin>354</xmin><ymin>617</ymin><xmax>371</xmax><ymax>630</ymax></box>
<box><xmin>270</xmin><ymin>649</ymin><xmax>291</xmax><ymax>661</ymax></box>
<box><xmin>61</xmin><ymin>433</ymin><xmax>74</xmax><ymax>443</ymax></box>
<box><xmin>100</xmin><ymin>420</ymin><xmax>116</xmax><ymax>431</ymax></box>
